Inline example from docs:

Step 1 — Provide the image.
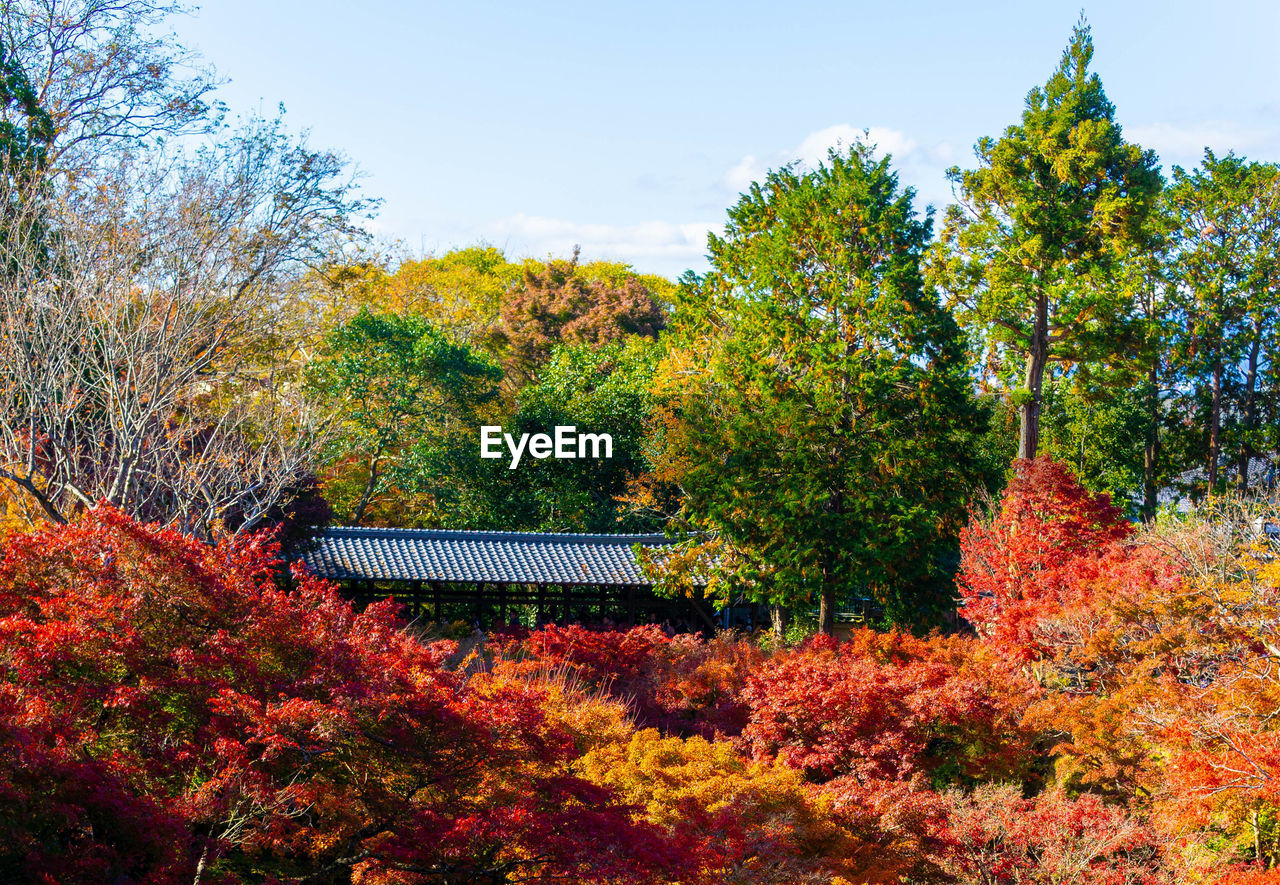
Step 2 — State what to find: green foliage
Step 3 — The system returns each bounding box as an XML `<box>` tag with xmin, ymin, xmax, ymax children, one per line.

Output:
<box><xmin>0</xmin><ymin>43</ymin><xmax>52</xmax><ymax>176</ymax></box>
<box><xmin>513</xmin><ymin>337</ymin><xmax>661</xmax><ymax>530</ymax></box>
<box><xmin>315</xmin><ymin>245</ymin><xmax>676</xmax><ymax>373</ymax></box>
<box><xmin>974</xmin><ymin>393</ymin><xmax>1020</xmax><ymax>495</ymax></box>
<box><xmin>1040</xmin><ymin>374</ymin><xmax>1150</xmax><ymax>510</ymax></box>
<box><xmin>411</xmin><ymin>337</ymin><xmax>662</xmax><ymax>532</ymax></box>
<box><xmin>348</xmin><ymin>245</ymin><xmax>524</xmax><ymax>348</ymax></box>
<box><xmin>931</xmin><ymin>19</ymin><xmax>1162</xmax><ymax>459</ymax></box>
<box><xmin>310</xmin><ymin>308</ymin><xmax>500</xmax><ymax>524</ymax></box>
<box><xmin>651</xmin><ymin>143</ymin><xmax>987</xmax><ymax>631</ymax></box>
<box><xmin>1166</xmin><ymin>151</ymin><xmax>1280</xmax><ymax>490</ymax></box>
<box><xmin>0</xmin><ymin>40</ymin><xmax>53</xmax><ymax>276</ymax></box>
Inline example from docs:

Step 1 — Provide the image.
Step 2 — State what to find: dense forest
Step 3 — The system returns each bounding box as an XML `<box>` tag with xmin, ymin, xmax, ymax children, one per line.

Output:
<box><xmin>0</xmin><ymin>1</ymin><xmax>1278</xmax><ymax>882</ymax></box>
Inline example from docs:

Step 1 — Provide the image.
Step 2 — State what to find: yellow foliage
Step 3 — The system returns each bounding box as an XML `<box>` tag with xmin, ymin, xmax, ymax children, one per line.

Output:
<box><xmin>579</xmin><ymin>728</ymin><xmax>803</xmax><ymax>825</ymax></box>
<box><xmin>579</xmin><ymin>729</ymin><xmax>861</xmax><ymax>884</ymax></box>
<box><xmin>486</xmin><ymin>665</ymin><xmax>637</xmax><ymax>756</ymax></box>
<box><xmin>0</xmin><ymin>481</ymin><xmax>51</xmax><ymax>538</ymax></box>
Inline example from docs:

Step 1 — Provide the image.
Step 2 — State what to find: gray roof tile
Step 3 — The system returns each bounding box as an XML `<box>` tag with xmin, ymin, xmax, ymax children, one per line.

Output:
<box><xmin>300</xmin><ymin>527</ymin><xmax>672</xmax><ymax>586</ymax></box>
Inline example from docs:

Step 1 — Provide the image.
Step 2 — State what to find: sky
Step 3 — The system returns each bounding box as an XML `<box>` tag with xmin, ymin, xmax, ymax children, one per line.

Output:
<box><xmin>176</xmin><ymin>0</ymin><xmax>1280</xmax><ymax>279</ymax></box>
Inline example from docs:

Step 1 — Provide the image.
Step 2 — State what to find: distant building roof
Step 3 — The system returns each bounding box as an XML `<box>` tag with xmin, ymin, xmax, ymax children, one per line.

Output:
<box><xmin>300</xmin><ymin>527</ymin><xmax>673</xmax><ymax>586</ymax></box>
<box><xmin>1157</xmin><ymin>453</ymin><xmax>1277</xmax><ymax>511</ymax></box>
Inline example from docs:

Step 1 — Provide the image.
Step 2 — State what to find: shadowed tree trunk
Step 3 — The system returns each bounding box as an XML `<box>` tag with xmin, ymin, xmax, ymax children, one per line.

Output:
<box><xmin>1238</xmin><ymin>326</ymin><xmax>1261</xmax><ymax>490</ymax></box>
<box><xmin>1018</xmin><ymin>295</ymin><xmax>1050</xmax><ymax>460</ymax></box>
<box><xmin>1209</xmin><ymin>361</ymin><xmax>1223</xmax><ymax>489</ymax></box>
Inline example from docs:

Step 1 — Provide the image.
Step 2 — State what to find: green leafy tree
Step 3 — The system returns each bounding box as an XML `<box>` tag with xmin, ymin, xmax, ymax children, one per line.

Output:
<box><xmin>0</xmin><ymin>36</ymin><xmax>53</xmax><ymax>270</ymax></box>
<box><xmin>411</xmin><ymin>337</ymin><xmax>662</xmax><ymax>533</ymax></box>
<box><xmin>0</xmin><ymin>40</ymin><xmax>52</xmax><ymax>178</ymax></box>
<box><xmin>1122</xmin><ymin>210</ymin><xmax>1180</xmax><ymax>519</ymax></box>
<box><xmin>309</xmin><ymin>246</ymin><xmax>675</xmax><ymax>371</ymax></box>
<box><xmin>1167</xmin><ymin>151</ymin><xmax>1280</xmax><ymax>490</ymax></box>
<box><xmin>508</xmin><ymin>337</ymin><xmax>662</xmax><ymax>531</ymax></box>
<box><xmin>1039</xmin><ymin>374</ymin><xmax>1149</xmax><ymax>510</ymax></box>
<box><xmin>931</xmin><ymin>20</ymin><xmax>1161</xmax><ymax>461</ymax></box>
<box><xmin>310</xmin><ymin>308</ymin><xmax>500</xmax><ymax>525</ymax></box>
<box><xmin>649</xmin><ymin>143</ymin><xmax>987</xmax><ymax>633</ymax></box>
<box><xmin>323</xmin><ymin>245</ymin><xmax>525</xmax><ymax>348</ymax></box>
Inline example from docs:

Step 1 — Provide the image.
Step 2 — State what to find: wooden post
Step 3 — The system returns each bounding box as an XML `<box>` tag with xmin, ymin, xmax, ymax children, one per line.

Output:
<box><xmin>410</xmin><ymin>580</ymin><xmax>422</xmax><ymax>620</ymax></box>
<box><xmin>536</xmin><ymin>583</ymin><xmax>546</xmax><ymax>625</ymax></box>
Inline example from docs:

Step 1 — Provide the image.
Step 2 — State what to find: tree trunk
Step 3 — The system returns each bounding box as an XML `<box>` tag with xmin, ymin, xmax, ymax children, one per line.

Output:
<box><xmin>1238</xmin><ymin>326</ymin><xmax>1261</xmax><ymax>490</ymax></box>
<box><xmin>818</xmin><ymin>587</ymin><xmax>835</xmax><ymax>636</ymax></box>
<box><xmin>351</xmin><ymin>453</ymin><xmax>382</xmax><ymax>526</ymax></box>
<box><xmin>1253</xmin><ymin>808</ymin><xmax>1262</xmax><ymax>867</ymax></box>
<box><xmin>0</xmin><ymin>472</ymin><xmax>69</xmax><ymax>525</ymax></box>
<box><xmin>771</xmin><ymin>604</ymin><xmax>785</xmax><ymax>640</ymax></box>
<box><xmin>1209</xmin><ymin>361</ymin><xmax>1222</xmax><ymax>489</ymax></box>
<box><xmin>1018</xmin><ymin>295</ymin><xmax>1050</xmax><ymax>460</ymax></box>
<box><xmin>1142</xmin><ymin>356</ymin><xmax>1160</xmax><ymax>521</ymax></box>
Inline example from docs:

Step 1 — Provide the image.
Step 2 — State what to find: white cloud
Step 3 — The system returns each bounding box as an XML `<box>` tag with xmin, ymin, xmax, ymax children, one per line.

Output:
<box><xmin>924</xmin><ymin>141</ymin><xmax>958</xmax><ymax>166</ymax></box>
<box><xmin>721</xmin><ymin>124</ymin><xmax>957</xmax><ymax>209</ymax></box>
<box><xmin>722</xmin><ymin>124</ymin><xmax>946</xmax><ymax>188</ymax></box>
<box><xmin>723</xmin><ymin>154</ymin><xmax>765</xmax><ymax>191</ymax></box>
<box><xmin>794</xmin><ymin>124</ymin><xmax>919</xmax><ymax>169</ymax></box>
<box><xmin>478</xmin><ymin>213</ymin><xmax>721</xmax><ymax>276</ymax></box>
<box><xmin>1128</xmin><ymin>121</ymin><xmax>1277</xmax><ymax>165</ymax></box>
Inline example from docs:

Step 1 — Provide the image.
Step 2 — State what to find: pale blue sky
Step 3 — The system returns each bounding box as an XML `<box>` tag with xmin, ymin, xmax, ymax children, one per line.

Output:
<box><xmin>178</xmin><ymin>1</ymin><xmax>1280</xmax><ymax>278</ymax></box>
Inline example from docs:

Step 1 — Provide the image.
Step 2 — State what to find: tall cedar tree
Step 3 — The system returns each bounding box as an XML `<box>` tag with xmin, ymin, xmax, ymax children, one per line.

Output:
<box><xmin>0</xmin><ymin>42</ymin><xmax>52</xmax><ymax>178</ymax></box>
<box><xmin>0</xmin><ymin>38</ymin><xmax>52</xmax><ymax>268</ymax></box>
<box><xmin>1167</xmin><ymin>152</ymin><xmax>1280</xmax><ymax>490</ymax></box>
<box><xmin>931</xmin><ymin>20</ymin><xmax>1161</xmax><ymax>460</ymax></box>
<box><xmin>657</xmin><ymin>143</ymin><xmax>985</xmax><ymax>633</ymax></box>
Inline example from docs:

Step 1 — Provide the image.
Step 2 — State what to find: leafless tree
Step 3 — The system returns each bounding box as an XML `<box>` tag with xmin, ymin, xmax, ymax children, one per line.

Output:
<box><xmin>0</xmin><ymin>117</ymin><xmax>373</xmax><ymax>537</ymax></box>
<box><xmin>0</xmin><ymin>0</ymin><xmax>218</xmax><ymax>172</ymax></box>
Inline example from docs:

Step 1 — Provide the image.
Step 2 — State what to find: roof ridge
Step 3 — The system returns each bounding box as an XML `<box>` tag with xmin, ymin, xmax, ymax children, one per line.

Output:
<box><xmin>314</xmin><ymin>526</ymin><xmax>672</xmax><ymax>544</ymax></box>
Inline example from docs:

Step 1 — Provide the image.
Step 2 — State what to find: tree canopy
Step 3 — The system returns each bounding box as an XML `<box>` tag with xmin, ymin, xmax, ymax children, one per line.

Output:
<box><xmin>646</xmin><ymin>143</ymin><xmax>986</xmax><ymax>632</ymax></box>
<box><xmin>931</xmin><ymin>20</ymin><xmax>1162</xmax><ymax>461</ymax></box>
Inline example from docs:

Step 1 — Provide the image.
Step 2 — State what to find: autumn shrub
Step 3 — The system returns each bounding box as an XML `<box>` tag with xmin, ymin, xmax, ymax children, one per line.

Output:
<box><xmin>0</xmin><ymin>510</ymin><xmax>691</xmax><ymax>884</ymax></box>
<box><xmin>578</xmin><ymin>728</ymin><xmax>862</xmax><ymax>884</ymax></box>
<box><xmin>820</xmin><ymin>775</ymin><xmax>953</xmax><ymax>883</ymax></box>
<box><xmin>958</xmin><ymin>456</ymin><xmax>1136</xmax><ymax>663</ymax></box>
<box><xmin>488</xmin><ymin>662</ymin><xmax>637</xmax><ymax>756</ymax></box>
<box><xmin>742</xmin><ymin>629</ymin><xmax>1044</xmax><ymax>790</ymax></box>
<box><xmin>936</xmin><ymin>784</ymin><xmax>1174</xmax><ymax>884</ymax></box>
<box><xmin>492</xmin><ymin>623</ymin><xmax>760</xmax><ymax>738</ymax></box>
<box><xmin>494</xmin><ymin>621</ymin><xmax>672</xmax><ymax>686</ymax></box>
<box><xmin>0</xmin><ymin>692</ymin><xmax>189</xmax><ymax>883</ymax></box>
<box><xmin>1215</xmin><ymin>868</ymin><xmax>1280</xmax><ymax>885</ymax></box>
<box><xmin>1010</xmin><ymin>490</ymin><xmax>1280</xmax><ymax>873</ymax></box>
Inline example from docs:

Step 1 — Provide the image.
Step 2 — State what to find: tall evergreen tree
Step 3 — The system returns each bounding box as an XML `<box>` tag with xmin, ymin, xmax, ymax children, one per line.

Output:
<box><xmin>649</xmin><ymin>143</ymin><xmax>986</xmax><ymax>633</ymax></box>
<box><xmin>1167</xmin><ymin>151</ymin><xmax>1280</xmax><ymax>490</ymax></box>
<box><xmin>931</xmin><ymin>20</ymin><xmax>1161</xmax><ymax>460</ymax></box>
<box><xmin>0</xmin><ymin>40</ymin><xmax>52</xmax><ymax>176</ymax></box>
<box><xmin>0</xmin><ymin>38</ymin><xmax>53</xmax><ymax>268</ymax></box>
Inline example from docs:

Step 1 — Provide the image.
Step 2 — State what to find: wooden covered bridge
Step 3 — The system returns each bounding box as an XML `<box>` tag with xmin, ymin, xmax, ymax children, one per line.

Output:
<box><xmin>299</xmin><ymin>527</ymin><xmax>719</xmax><ymax>630</ymax></box>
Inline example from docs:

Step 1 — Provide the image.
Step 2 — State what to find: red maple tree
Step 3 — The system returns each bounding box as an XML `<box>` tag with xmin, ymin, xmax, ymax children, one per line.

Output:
<box><xmin>0</xmin><ymin>509</ymin><xmax>691</xmax><ymax>883</ymax></box>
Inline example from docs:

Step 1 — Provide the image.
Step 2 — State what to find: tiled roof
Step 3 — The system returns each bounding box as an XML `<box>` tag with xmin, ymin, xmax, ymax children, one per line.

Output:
<box><xmin>300</xmin><ymin>527</ymin><xmax>673</xmax><ymax>586</ymax></box>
